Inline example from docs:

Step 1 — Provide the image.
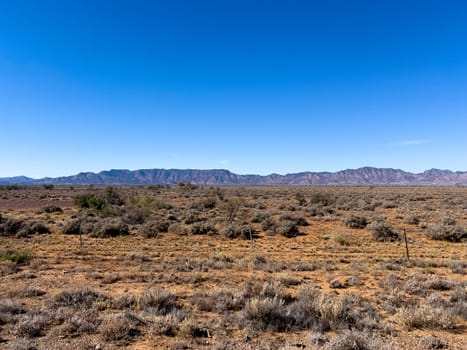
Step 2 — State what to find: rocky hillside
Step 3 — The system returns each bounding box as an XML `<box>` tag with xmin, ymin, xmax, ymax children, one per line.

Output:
<box><xmin>1</xmin><ymin>167</ymin><xmax>467</xmax><ymax>186</ymax></box>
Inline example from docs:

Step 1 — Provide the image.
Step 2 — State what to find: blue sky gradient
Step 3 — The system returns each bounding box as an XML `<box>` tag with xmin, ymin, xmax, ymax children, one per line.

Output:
<box><xmin>1</xmin><ymin>0</ymin><xmax>466</xmax><ymax>177</ymax></box>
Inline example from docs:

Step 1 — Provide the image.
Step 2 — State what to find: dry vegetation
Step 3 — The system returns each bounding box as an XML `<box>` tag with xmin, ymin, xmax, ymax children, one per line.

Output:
<box><xmin>0</xmin><ymin>184</ymin><xmax>466</xmax><ymax>349</ymax></box>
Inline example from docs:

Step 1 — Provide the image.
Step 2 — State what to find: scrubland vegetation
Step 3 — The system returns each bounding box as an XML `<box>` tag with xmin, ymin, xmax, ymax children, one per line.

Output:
<box><xmin>0</xmin><ymin>185</ymin><xmax>466</xmax><ymax>349</ymax></box>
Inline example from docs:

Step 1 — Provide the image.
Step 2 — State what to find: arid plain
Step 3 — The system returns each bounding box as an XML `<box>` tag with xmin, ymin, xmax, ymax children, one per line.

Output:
<box><xmin>1</xmin><ymin>185</ymin><xmax>466</xmax><ymax>350</ymax></box>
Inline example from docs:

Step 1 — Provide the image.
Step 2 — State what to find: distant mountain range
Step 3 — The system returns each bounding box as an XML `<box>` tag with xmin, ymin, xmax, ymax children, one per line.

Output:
<box><xmin>1</xmin><ymin>167</ymin><xmax>467</xmax><ymax>186</ymax></box>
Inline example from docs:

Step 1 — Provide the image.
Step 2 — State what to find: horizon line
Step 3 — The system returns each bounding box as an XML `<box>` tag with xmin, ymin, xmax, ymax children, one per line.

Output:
<box><xmin>1</xmin><ymin>166</ymin><xmax>465</xmax><ymax>180</ymax></box>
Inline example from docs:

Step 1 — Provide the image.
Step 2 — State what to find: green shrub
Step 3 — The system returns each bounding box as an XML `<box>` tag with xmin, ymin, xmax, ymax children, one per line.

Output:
<box><xmin>0</xmin><ymin>250</ymin><xmax>32</xmax><ymax>265</ymax></box>
<box><xmin>129</xmin><ymin>195</ymin><xmax>172</xmax><ymax>212</ymax></box>
<box><xmin>74</xmin><ymin>187</ymin><xmax>124</xmax><ymax>215</ymax></box>
<box><xmin>74</xmin><ymin>193</ymin><xmax>107</xmax><ymax>210</ymax></box>
<box><xmin>310</xmin><ymin>192</ymin><xmax>333</xmax><ymax>206</ymax></box>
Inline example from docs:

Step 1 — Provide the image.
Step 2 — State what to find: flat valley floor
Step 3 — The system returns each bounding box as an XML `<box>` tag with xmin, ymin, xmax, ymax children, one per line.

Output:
<box><xmin>0</xmin><ymin>186</ymin><xmax>466</xmax><ymax>349</ymax></box>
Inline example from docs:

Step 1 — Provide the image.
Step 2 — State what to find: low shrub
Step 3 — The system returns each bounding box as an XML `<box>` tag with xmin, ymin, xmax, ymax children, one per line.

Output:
<box><xmin>404</xmin><ymin>214</ymin><xmax>420</xmax><ymax>225</ymax></box>
<box><xmin>0</xmin><ymin>250</ymin><xmax>32</xmax><ymax>265</ymax></box>
<box><xmin>50</xmin><ymin>288</ymin><xmax>107</xmax><ymax>309</ymax></box>
<box><xmin>260</xmin><ymin>216</ymin><xmax>277</xmax><ymax>232</ymax></box>
<box><xmin>63</xmin><ymin>219</ymin><xmax>81</xmax><ymax>235</ymax></box>
<box><xmin>151</xmin><ymin>309</ymin><xmax>185</xmax><ymax>337</ymax></box>
<box><xmin>310</xmin><ymin>192</ymin><xmax>333</xmax><ymax>206</ymax></box>
<box><xmin>112</xmin><ymin>294</ymin><xmax>138</xmax><ymax>311</ymax></box>
<box><xmin>74</xmin><ymin>187</ymin><xmax>124</xmax><ymax>215</ymax></box>
<box><xmin>13</xmin><ymin>313</ymin><xmax>49</xmax><ymax>338</ymax></box>
<box><xmin>426</xmin><ymin>225</ymin><xmax>466</xmax><ymax>242</ymax></box>
<box><xmin>16</xmin><ymin>221</ymin><xmax>50</xmax><ymax>237</ymax></box>
<box><xmin>397</xmin><ymin>302</ymin><xmax>459</xmax><ymax>330</ymax></box>
<box><xmin>219</xmin><ymin>223</ymin><xmax>252</xmax><ymax>239</ymax></box>
<box><xmin>0</xmin><ymin>299</ymin><xmax>26</xmax><ymax>325</ymax></box>
<box><xmin>279</xmin><ymin>213</ymin><xmax>308</xmax><ymax>226</ymax></box>
<box><xmin>122</xmin><ymin>206</ymin><xmax>148</xmax><ymax>225</ymax></box>
<box><xmin>139</xmin><ymin>288</ymin><xmax>179</xmax><ymax>316</ymax></box>
<box><xmin>140</xmin><ymin>218</ymin><xmax>170</xmax><ymax>238</ymax></box>
<box><xmin>275</xmin><ymin>220</ymin><xmax>299</xmax><ymax>238</ymax></box>
<box><xmin>332</xmin><ymin>232</ymin><xmax>354</xmax><ymax>246</ymax></box>
<box><xmin>323</xmin><ymin>330</ymin><xmax>394</xmax><ymax>350</ymax></box>
<box><xmin>63</xmin><ymin>214</ymin><xmax>99</xmax><ymax>235</ymax></box>
<box><xmin>189</xmin><ymin>221</ymin><xmax>218</xmax><ymax>235</ymax></box>
<box><xmin>0</xmin><ymin>216</ymin><xmax>50</xmax><ymax>237</ymax></box>
<box><xmin>128</xmin><ymin>195</ymin><xmax>172</xmax><ymax>212</ymax></box>
<box><xmin>286</xmin><ymin>284</ymin><xmax>380</xmax><ymax>332</ymax></box>
<box><xmin>89</xmin><ymin>218</ymin><xmax>129</xmax><ymax>238</ymax></box>
<box><xmin>243</xmin><ymin>297</ymin><xmax>290</xmax><ymax>331</ymax></box>
<box><xmin>41</xmin><ymin>205</ymin><xmax>63</xmax><ymax>214</ymax></box>
<box><xmin>17</xmin><ymin>285</ymin><xmax>46</xmax><ymax>298</ymax></box>
<box><xmin>368</xmin><ymin>221</ymin><xmax>400</xmax><ymax>242</ymax></box>
<box><xmin>179</xmin><ymin>317</ymin><xmax>210</xmax><ymax>338</ymax></box>
<box><xmin>56</xmin><ymin>309</ymin><xmax>99</xmax><ymax>337</ymax></box>
<box><xmin>168</xmin><ymin>223</ymin><xmax>190</xmax><ymax>235</ymax></box>
<box><xmin>449</xmin><ymin>286</ymin><xmax>467</xmax><ymax>320</ymax></box>
<box><xmin>418</xmin><ymin>335</ymin><xmax>447</xmax><ymax>350</ymax></box>
<box><xmin>182</xmin><ymin>210</ymin><xmax>203</xmax><ymax>225</ymax></box>
<box><xmin>74</xmin><ymin>193</ymin><xmax>107</xmax><ymax>211</ymax></box>
<box><xmin>343</xmin><ymin>215</ymin><xmax>368</xmax><ymax>229</ymax></box>
<box><xmin>251</xmin><ymin>210</ymin><xmax>271</xmax><ymax>224</ymax></box>
<box><xmin>100</xmin><ymin>312</ymin><xmax>144</xmax><ymax>342</ymax></box>
<box><xmin>191</xmin><ymin>288</ymin><xmax>244</xmax><ymax>312</ymax></box>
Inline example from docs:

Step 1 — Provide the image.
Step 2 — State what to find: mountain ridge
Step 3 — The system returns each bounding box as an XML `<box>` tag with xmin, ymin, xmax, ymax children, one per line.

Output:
<box><xmin>1</xmin><ymin>167</ymin><xmax>467</xmax><ymax>186</ymax></box>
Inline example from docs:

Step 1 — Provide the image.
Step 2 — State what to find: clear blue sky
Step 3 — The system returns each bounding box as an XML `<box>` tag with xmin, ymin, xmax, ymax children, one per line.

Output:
<box><xmin>1</xmin><ymin>0</ymin><xmax>466</xmax><ymax>178</ymax></box>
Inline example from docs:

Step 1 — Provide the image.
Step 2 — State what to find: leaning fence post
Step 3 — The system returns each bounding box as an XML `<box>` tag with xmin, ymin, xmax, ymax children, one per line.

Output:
<box><xmin>403</xmin><ymin>229</ymin><xmax>410</xmax><ymax>262</ymax></box>
<box><xmin>79</xmin><ymin>230</ymin><xmax>83</xmax><ymax>256</ymax></box>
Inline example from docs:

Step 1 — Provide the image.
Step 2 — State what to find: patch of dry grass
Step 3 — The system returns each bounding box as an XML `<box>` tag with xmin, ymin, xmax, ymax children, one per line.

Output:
<box><xmin>0</xmin><ymin>185</ymin><xmax>466</xmax><ymax>349</ymax></box>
